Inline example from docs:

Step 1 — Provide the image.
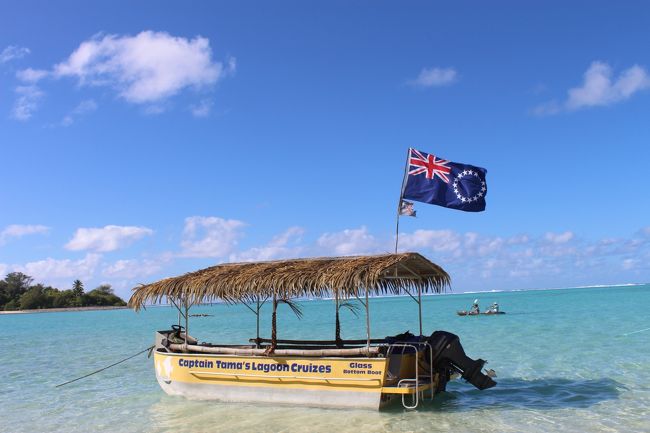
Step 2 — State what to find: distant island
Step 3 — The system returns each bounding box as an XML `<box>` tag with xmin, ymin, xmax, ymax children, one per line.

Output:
<box><xmin>0</xmin><ymin>272</ymin><xmax>126</xmax><ymax>311</ymax></box>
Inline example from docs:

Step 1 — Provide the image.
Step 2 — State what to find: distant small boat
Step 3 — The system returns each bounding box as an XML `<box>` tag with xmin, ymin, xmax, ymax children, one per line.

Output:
<box><xmin>189</xmin><ymin>313</ymin><xmax>213</xmax><ymax>317</ymax></box>
<box><xmin>456</xmin><ymin>310</ymin><xmax>506</xmax><ymax>316</ymax></box>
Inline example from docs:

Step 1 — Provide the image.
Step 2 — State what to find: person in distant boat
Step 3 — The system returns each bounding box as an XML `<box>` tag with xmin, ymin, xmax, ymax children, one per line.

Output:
<box><xmin>470</xmin><ymin>299</ymin><xmax>480</xmax><ymax>314</ymax></box>
<box><xmin>487</xmin><ymin>302</ymin><xmax>499</xmax><ymax>314</ymax></box>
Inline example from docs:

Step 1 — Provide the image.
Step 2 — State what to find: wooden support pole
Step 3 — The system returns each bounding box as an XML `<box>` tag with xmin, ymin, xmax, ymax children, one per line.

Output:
<box><xmin>335</xmin><ymin>290</ymin><xmax>340</xmax><ymax>346</ymax></box>
<box><xmin>184</xmin><ymin>299</ymin><xmax>189</xmax><ymax>352</ymax></box>
<box><xmin>365</xmin><ymin>286</ymin><xmax>370</xmax><ymax>353</ymax></box>
<box><xmin>269</xmin><ymin>292</ymin><xmax>277</xmax><ymax>353</ymax></box>
<box><xmin>256</xmin><ymin>296</ymin><xmax>260</xmax><ymax>348</ymax></box>
<box><xmin>418</xmin><ymin>285</ymin><xmax>423</xmax><ymax>336</ymax></box>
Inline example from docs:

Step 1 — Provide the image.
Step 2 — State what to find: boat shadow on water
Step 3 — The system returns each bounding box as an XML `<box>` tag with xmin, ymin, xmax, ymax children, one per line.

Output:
<box><xmin>411</xmin><ymin>377</ymin><xmax>626</xmax><ymax>412</ymax></box>
<box><xmin>142</xmin><ymin>377</ymin><xmax>625</xmax><ymax>425</ymax></box>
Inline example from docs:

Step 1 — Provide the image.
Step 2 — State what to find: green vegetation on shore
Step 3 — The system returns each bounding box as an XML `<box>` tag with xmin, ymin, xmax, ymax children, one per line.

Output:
<box><xmin>0</xmin><ymin>273</ymin><xmax>127</xmax><ymax>311</ymax></box>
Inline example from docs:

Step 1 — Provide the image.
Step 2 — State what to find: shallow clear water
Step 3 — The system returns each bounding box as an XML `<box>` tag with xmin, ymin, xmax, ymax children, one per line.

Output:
<box><xmin>1</xmin><ymin>285</ymin><xmax>649</xmax><ymax>433</ymax></box>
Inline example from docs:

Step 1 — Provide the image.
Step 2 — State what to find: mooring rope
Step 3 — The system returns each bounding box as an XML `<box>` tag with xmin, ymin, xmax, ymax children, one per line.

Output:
<box><xmin>55</xmin><ymin>345</ymin><xmax>155</xmax><ymax>388</ymax></box>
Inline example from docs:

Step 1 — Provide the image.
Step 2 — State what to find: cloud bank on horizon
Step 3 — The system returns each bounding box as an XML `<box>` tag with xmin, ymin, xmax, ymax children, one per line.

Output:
<box><xmin>1</xmin><ymin>219</ymin><xmax>649</xmax><ymax>297</ymax></box>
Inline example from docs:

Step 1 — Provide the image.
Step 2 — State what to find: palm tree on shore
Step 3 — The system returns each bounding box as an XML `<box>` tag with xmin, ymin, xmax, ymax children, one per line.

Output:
<box><xmin>72</xmin><ymin>280</ymin><xmax>84</xmax><ymax>306</ymax></box>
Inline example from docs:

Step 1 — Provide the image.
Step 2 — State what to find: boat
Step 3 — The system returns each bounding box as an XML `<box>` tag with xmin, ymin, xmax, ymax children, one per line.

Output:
<box><xmin>457</xmin><ymin>310</ymin><xmax>506</xmax><ymax>316</ymax></box>
<box><xmin>129</xmin><ymin>253</ymin><xmax>496</xmax><ymax>410</ymax></box>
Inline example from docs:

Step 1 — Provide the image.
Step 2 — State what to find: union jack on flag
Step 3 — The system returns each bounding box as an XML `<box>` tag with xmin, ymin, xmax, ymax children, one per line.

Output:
<box><xmin>408</xmin><ymin>149</ymin><xmax>452</xmax><ymax>183</ymax></box>
<box><xmin>401</xmin><ymin>147</ymin><xmax>488</xmax><ymax>212</ymax></box>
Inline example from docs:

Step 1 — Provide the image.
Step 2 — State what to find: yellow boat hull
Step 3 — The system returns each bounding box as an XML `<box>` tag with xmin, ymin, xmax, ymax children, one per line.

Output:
<box><xmin>153</xmin><ymin>350</ymin><xmax>425</xmax><ymax>409</ymax></box>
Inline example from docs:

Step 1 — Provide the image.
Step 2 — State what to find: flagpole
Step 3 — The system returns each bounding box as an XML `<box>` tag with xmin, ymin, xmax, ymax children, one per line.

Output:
<box><xmin>394</xmin><ymin>148</ymin><xmax>411</xmax><ymax>253</ymax></box>
<box><xmin>394</xmin><ymin>211</ymin><xmax>400</xmax><ymax>254</ymax></box>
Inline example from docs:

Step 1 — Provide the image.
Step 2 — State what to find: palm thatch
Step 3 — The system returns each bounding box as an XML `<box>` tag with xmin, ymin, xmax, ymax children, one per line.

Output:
<box><xmin>128</xmin><ymin>252</ymin><xmax>450</xmax><ymax>311</ymax></box>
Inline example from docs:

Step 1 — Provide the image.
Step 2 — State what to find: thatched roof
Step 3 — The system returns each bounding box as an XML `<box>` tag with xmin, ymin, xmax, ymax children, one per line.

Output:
<box><xmin>128</xmin><ymin>253</ymin><xmax>450</xmax><ymax>311</ymax></box>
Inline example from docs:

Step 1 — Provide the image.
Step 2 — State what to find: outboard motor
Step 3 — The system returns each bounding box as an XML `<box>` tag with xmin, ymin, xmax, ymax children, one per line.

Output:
<box><xmin>427</xmin><ymin>330</ymin><xmax>496</xmax><ymax>390</ymax></box>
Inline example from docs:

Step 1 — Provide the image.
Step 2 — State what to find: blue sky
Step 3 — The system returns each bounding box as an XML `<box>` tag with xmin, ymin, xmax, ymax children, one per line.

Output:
<box><xmin>1</xmin><ymin>1</ymin><xmax>649</xmax><ymax>298</ymax></box>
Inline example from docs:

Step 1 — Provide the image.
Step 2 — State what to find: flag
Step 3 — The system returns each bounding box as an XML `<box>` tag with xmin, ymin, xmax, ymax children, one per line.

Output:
<box><xmin>399</xmin><ymin>200</ymin><xmax>417</xmax><ymax>217</ymax></box>
<box><xmin>401</xmin><ymin>148</ymin><xmax>487</xmax><ymax>212</ymax></box>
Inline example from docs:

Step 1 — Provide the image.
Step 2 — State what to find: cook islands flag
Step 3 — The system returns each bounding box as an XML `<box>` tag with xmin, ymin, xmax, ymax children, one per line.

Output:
<box><xmin>401</xmin><ymin>148</ymin><xmax>487</xmax><ymax>212</ymax></box>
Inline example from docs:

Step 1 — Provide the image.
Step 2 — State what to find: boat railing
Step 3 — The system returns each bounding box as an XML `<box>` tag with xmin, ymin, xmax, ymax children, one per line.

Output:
<box><xmin>249</xmin><ymin>337</ymin><xmax>387</xmax><ymax>346</ymax></box>
<box><xmin>384</xmin><ymin>341</ymin><xmax>435</xmax><ymax>409</ymax></box>
<box><xmin>164</xmin><ymin>341</ymin><xmax>381</xmax><ymax>357</ymax></box>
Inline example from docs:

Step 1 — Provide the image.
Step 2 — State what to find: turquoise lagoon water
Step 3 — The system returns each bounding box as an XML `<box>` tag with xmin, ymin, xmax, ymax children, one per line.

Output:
<box><xmin>1</xmin><ymin>285</ymin><xmax>649</xmax><ymax>433</ymax></box>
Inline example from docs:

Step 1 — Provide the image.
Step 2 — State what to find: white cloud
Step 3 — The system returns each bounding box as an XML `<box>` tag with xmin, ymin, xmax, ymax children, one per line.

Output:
<box><xmin>317</xmin><ymin>226</ymin><xmax>379</xmax><ymax>256</ymax></box>
<box><xmin>622</xmin><ymin>258</ymin><xmax>638</xmax><ymax>271</ymax></box>
<box><xmin>12</xmin><ymin>85</ymin><xmax>43</xmax><ymax>121</ymax></box>
<box><xmin>408</xmin><ymin>67</ymin><xmax>457</xmax><ymax>88</ymax></box>
<box><xmin>54</xmin><ymin>31</ymin><xmax>226</xmax><ymax>104</ymax></box>
<box><xmin>14</xmin><ymin>253</ymin><xmax>101</xmax><ymax>285</ymax></box>
<box><xmin>534</xmin><ymin>62</ymin><xmax>650</xmax><ymax>115</ymax></box>
<box><xmin>190</xmin><ymin>99</ymin><xmax>213</xmax><ymax>117</ymax></box>
<box><xmin>65</xmin><ymin>225</ymin><xmax>153</xmax><ymax>252</ymax></box>
<box><xmin>567</xmin><ymin>62</ymin><xmax>650</xmax><ymax>109</ymax></box>
<box><xmin>16</xmin><ymin>67</ymin><xmax>49</xmax><ymax>82</ymax></box>
<box><xmin>62</xmin><ymin>99</ymin><xmax>98</xmax><ymax>126</ymax></box>
<box><xmin>180</xmin><ymin>216</ymin><xmax>245</xmax><ymax>258</ymax></box>
<box><xmin>399</xmin><ymin>228</ymin><xmax>579</xmax><ymax>276</ymax></box>
<box><xmin>477</xmin><ymin>237</ymin><xmax>505</xmax><ymax>256</ymax></box>
<box><xmin>142</xmin><ymin>104</ymin><xmax>167</xmax><ymax>115</ymax></box>
<box><xmin>508</xmin><ymin>268</ymin><xmax>531</xmax><ymax>278</ymax></box>
<box><xmin>230</xmin><ymin>227</ymin><xmax>305</xmax><ymax>262</ymax></box>
<box><xmin>1</xmin><ymin>45</ymin><xmax>30</xmax><ymax>63</ymax></box>
<box><xmin>0</xmin><ymin>263</ymin><xmax>8</xmax><ymax>278</ymax></box>
<box><xmin>103</xmin><ymin>258</ymin><xmax>166</xmax><ymax>279</ymax></box>
<box><xmin>544</xmin><ymin>231</ymin><xmax>574</xmax><ymax>244</ymax></box>
<box><xmin>0</xmin><ymin>224</ymin><xmax>50</xmax><ymax>244</ymax></box>
<box><xmin>530</xmin><ymin>100</ymin><xmax>561</xmax><ymax>116</ymax></box>
<box><xmin>356</xmin><ymin>226</ymin><xmax>647</xmax><ymax>285</ymax></box>
<box><xmin>399</xmin><ymin>230</ymin><xmax>514</xmax><ymax>259</ymax></box>
<box><xmin>226</xmin><ymin>56</ymin><xmax>237</xmax><ymax>75</ymax></box>
<box><xmin>399</xmin><ymin>229</ymin><xmax>462</xmax><ymax>254</ymax></box>
<box><xmin>507</xmin><ymin>234</ymin><xmax>530</xmax><ymax>245</ymax></box>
